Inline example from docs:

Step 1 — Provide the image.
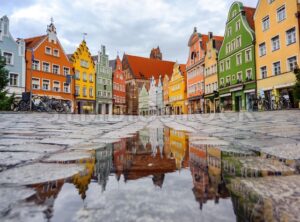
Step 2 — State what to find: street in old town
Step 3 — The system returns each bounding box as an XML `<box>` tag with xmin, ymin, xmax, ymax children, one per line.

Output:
<box><xmin>0</xmin><ymin>111</ymin><xmax>299</xmax><ymax>221</ymax></box>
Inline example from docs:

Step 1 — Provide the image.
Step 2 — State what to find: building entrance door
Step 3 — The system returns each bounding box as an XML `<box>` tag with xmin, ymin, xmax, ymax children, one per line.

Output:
<box><xmin>77</xmin><ymin>102</ymin><xmax>81</xmax><ymax>114</ymax></box>
<box><xmin>235</xmin><ymin>96</ymin><xmax>242</xmax><ymax>112</ymax></box>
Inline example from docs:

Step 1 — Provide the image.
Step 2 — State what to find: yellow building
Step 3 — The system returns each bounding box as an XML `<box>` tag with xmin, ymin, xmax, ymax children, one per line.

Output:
<box><xmin>204</xmin><ymin>32</ymin><xmax>223</xmax><ymax>113</ymax></box>
<box><xmin>70</xmin><ymin>40</ymin><xmax>96</xmax><ymax>114</ymax></box>
<box><xmin>169</xmin><ymin>129</ymin><xmax>188</xmax><ymax>169</ymax></box>
<box><xmin>254</xmin><ymin>0</ymin><xmax>300</xmax><ymax>108</ymax></box>
<box><xmin>168</xmin><ymin>63</ymin><xmax>188</xmax><ymax>114</ymax></box>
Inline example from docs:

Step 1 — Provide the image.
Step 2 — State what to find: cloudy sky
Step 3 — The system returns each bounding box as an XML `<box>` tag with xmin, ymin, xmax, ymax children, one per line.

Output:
<box><xmin>1</xmin><ymin>0</ymin><xmax>257</xmax><ymax>63</ymax></box>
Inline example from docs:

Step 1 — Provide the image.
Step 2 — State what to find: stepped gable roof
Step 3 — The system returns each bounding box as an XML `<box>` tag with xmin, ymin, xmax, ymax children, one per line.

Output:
<box><xmin>125</xmin><ymin>54</ymin><xmax>175</xmax><ymax>80</ymax></box>
<box><xmin>24</xmin><ymin>35</ymin><xmax>47</xmax><ymax>49</ymax></box>
<box><xmin>244</xmin><ymin>6</ymin><xmax>256</xmax><ymax>30</ymax></box>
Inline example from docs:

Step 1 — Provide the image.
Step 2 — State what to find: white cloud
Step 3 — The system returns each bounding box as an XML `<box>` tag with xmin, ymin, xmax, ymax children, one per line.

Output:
<box><xmin>4</xmin><ymin>0</ymin><xmax>257</xmax><ymax>63</ymax></box>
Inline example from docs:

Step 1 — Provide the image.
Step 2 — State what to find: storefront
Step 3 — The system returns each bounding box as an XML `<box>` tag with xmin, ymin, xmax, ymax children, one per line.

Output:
<box><xmin>188</xmin><ymin>96</ymin><xmax>202</xmax><ymax>114</ymax></box>
<box><xmin>220</xmin><ymin>93</ymin><xmax>232</xmax><ymax>112</ymax></box>
<box><xmin>76</xmin><ymin>100</ymin><xmax>95</xmax><ymax>114</ymax></box>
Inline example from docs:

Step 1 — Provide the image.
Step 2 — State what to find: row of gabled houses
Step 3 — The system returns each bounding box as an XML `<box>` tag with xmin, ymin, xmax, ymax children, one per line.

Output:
<box><xmin>1</xmin><ymin>0</ymin><xmax>300</xmax><ymax>115</ymax></box>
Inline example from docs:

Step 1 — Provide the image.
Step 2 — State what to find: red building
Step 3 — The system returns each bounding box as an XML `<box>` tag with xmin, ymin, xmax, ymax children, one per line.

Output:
<box><xmin>24</xmin><ymin>21</ymin><xmax>74</xmax><ymax>111</ymax></box>
<box><xmin>110</xmin><ymin>56</ymin><xmax>126</xmax><ymax>114</ymax></box>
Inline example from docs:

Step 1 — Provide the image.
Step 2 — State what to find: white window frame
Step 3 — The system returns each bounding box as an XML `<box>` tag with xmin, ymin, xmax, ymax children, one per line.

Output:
<box><xmin>271</xmin><ymin>35</ymin><xmax>280</xmax><ymax>51</ymax></box>
<box><xmin>277</xmin><ymin>5</ymin><xmax>286</xmax><ymax>23</ymax></box>
<box><xmin>42</xmin><ymin>79</ymin><xmax>50</xmax><ymax>91</ymax></box>
<box><xmin>286</xmin><ymin>27</ymin><xmax>296</xmax><ymax>46</ymax></box>
<box><xmin>53</xmin><ymin>81</ymin><xmax>60</xmax><ymax>92</ymax></box>
<box><xmin>237</xmin><ymin>72</ymin><xmax>242</xmax><ymax>81</ymax></box>
<box><xmin>89</xmin><ymin>87</ymin><xmax>93</xmax><ymax>97</ymax></box>
<box><xmin>63</xmin><ymin>67</ymin><xmax>70</xmax><ymax>76</ymax></box>
<box><xmin>236</xmin><ymin>53</ymin><xmax>242</xmax><ymax>66</ymax></box>
<box><xmin>2</xmin><ymin>51</ymin><xmax>14</xmax><ymax>65</ymax></box>
<box><xmin>32</xmin><ymin>78</ymin><xmax>40</xmax><ymax>90</ymax></box>
<box><xmin>262</xmin><ymin>16</ymin><xmax>270</xmax><ymax>31</ymax></box>
<box><xmin>245</xmin><ymin>49</ymin><xmax>252</xmax><ymax>62</ymax></box>
<box><xmin>42</xmin><ymin>62</ymin><xmax>51</xmax><ymax>73</ymax></box>
<box><xmin>82</xmin><ymin>87</ymin><xmax>87</xmax><ymax>97</ymax></box>
<box><xmin>75</xmin><ymin>70</ymin><xmax>80</xmax><ymax>80</ymax></box>
<box><xmin>32</xmin><ymin>59</ymin><xmax>40</xmax><ymax>71</ymax></box>
<box><xmin>75</xmin><ymin>85</ymin><xmax>80</xmax><ymax>95</ymax></box>
<box><xmin>236</xmin><ymin>21</ymin><xmax>240</xmax><ymax>31</ymax></box>
<box><xmin>9</xmin><ymin>73</ymin><xmax>18</xmax><ymax>86</ymax></box>
<box><xmin>246</xmin><ymin>68</ymin><xmax>253</xmax><ymax>80</ymax></box>
<box><xmin>287</xmin><ymin>56</ymin><xmax>298</xmax><ymax>72</ymax></box>
<box><xmin>45</xmin><ymin>46</ymin><xmax>52</xmax><ymax>55</ymax></box>
<box><xmin>52</xmin><ymin>64</ymin><xmax>60</xmax><ymax>75</ymax></box>
<box><xmin>89</xmin><ymin>74</ymin><xmax>93</xmax><ymax>83</ymax></box>
<box><xmin>53</xmin><ymin>49</ymin><xmax>59</xmax><ymax>57</ymax></box>
<box><xmin>260</xmin><ymin>66</ymin><xmax>267</xmax><ymax>79</ymax></box>
<box><xmin>259</xmin><ymin>42</ymin><xmax>266</xmax><ymax>57</ymax></box>
<box><xmin>63</xmin><ymin>82</ymin><xmax>70</xmax><ymax>93</ymax></box>
<box><xmin>273</xmin><ymin>61</ymin><xmax>281</xmax><ymax>76</ymax></box>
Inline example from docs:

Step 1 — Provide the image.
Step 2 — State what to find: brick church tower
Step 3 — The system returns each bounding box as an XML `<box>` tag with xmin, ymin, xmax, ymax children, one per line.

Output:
<box><xmin>150</xmin><ymin>46</ymin><xmax>162</xmax><ymax>60</ymax></box>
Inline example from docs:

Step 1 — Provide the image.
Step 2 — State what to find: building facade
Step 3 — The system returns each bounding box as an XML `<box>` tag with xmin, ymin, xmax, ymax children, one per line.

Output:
<box><xmin>138</xmin><ymin>84</ymin><xmax>149</xmax><ymax>115</ymax></box>
<box><xmin>169</xmin><ymin>63</ymin><xmax>187</xmax><ymax>115</ymax></box>
<box><xmin>156</xmin><ymin>75</ymin><xmax>163</xmax><ymax>115</ymax></box>
<box><xmin>110</xmin><ymin>56</ymin><xmax>126</xmax><ymax>114</ymax></box>
<box><xmin>148</xmin><ymin>76</ymin><xmax>157</xmax><ymax>115</ymax></box>
<box><xmin>163</xmin><ymin>75</ymin><xmax>170</xmax><ymax>115</ymax></box>
<box><xmin>218</xmin><ymin>2</ymin><xmax>256</xmax><ymax>112</ymax></box>
<box><xmin>186</xmin><ymin>28</ymin><xmax>205</xmax><ymax>114</ymax></box>
<box><xmin>0</xmin><ymin>15</ymin><xmax>26</xmax><ymax>99</ymax></box>
<box><xmin>122</xmin><ymin>52</ymin><xmax>174</xmax><ymax>115</ymax></box>
<box><xmin>204</xmin><ymin>32</ymin><xmax>223</xmax><ymax>113</ymax></box>
<box><xmin>254</xmin><ymin>0</ymin><xmax>300</xmax><ymax>108</ymax></box>
<box><xmin>70</xmin><ymin>40</ymin><xmax>96</xmax><ymax>114</ymax></box>
<box><xmin>24</xmin><ymin>21</ymin><xmax>74</xmax><ymax>110</ymax></box>
<box><xmin>93</xmin><ymin>45</ymin><xmax>113</xmax><ymax>115</ymax></box>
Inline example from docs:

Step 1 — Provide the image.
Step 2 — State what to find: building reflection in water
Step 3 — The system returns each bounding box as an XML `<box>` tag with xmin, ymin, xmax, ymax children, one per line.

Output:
<box><xmin>25</xmin><ymin>128</ymin><xmax>235</xmax><ymax>221</ymax></box>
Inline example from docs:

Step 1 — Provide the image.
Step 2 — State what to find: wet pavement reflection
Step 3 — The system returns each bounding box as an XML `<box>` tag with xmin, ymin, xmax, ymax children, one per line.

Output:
<box><xmin>4</xmin><ymin>127</ymin><xmax>299</xmax><ymax>222</ymax></box>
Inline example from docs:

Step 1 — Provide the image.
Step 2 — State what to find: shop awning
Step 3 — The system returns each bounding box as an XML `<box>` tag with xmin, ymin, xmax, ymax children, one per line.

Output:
<box><xmin>274</xmin><ymin>82</ymin><xmax>295</xmax><ymax>89</ymax></box>
<box><xmin>244</xmin><ymin>89</ymin><xmax>255</xmax><ymax>93</ymax></box>
<box><xmin>230</xmin><ymin>86</ymin><xmax>243</xmax><ymax>92</ymax></box>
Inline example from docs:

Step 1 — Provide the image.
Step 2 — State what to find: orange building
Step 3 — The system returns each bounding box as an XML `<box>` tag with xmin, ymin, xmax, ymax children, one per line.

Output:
<box><xmin>24</xmin><ymin>20</ymin><xmax>74</xmax><ymax>111</ymax></box>
<box><xmin>186</xmin><ymin>27</ymin><xmax>223</xmax><ymax>113</ymax></box>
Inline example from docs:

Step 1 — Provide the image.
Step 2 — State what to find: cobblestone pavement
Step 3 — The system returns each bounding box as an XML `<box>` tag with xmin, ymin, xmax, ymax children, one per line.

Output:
<box><xmin>0</xmin><ymin>110</ymin><xmax>299</xmax><ymax>221</ymax></box>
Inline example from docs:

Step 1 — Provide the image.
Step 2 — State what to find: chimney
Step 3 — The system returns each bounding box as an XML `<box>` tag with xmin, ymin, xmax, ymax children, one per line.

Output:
<box><xmin>208</xmin><ymin>32</ymin><xmax>213</xmax><ymax>40</ymax></box>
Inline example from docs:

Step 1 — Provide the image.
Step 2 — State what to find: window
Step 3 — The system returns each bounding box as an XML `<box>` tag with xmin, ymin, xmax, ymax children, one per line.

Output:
<box><xmin>237</xmin><ymin>72</ymin><xmax>242</xmax><ymax>81</ymax></box>
<box><xmin>83</xmin><ymin>72</ymin><xmax>87</xmax><ymax>81</ymax></box>
<box><xmin>226</xmin><ymin>59</ymin><xmax>230</xmax><ymax>70</ymax></box>
<box><xmin>3</xmin><ymin>52</ymin><xmax>13</xmax><ymax>65</ymax></box>
<box><xmin>277</xmin><ymin>6</ymin><xmax>286</xmax><ymax>22</ymax></box>
<box><xmin>53</xmin><ymin>65</ymin><xmax>60</xmax><ymax>74</ymax></box>
<box><xmin>236</xmin><ymin>36</ymin><xmax>241</xmax><ymax>48</ymax></box>
<box><xmin>272</xmin><ymin>36</ymin><xmax>280</xmax><ymax>51</ymax></box>
<box><xmin>89</xmin><ymin>87</ymin><xmax>93</xmax><ymax>97</ymax></box>
<box><xmin>245</xmin><ymin>49</ymin><xmax>252</xmax><ymax>62</ymax></box>
<box><xmin>75</xmin><ymin>86</ymin><xmax>80</xmax><ymax>95</ymax></box>
<box><xmin>260</xmin><ymin>66</ymin><xmax>267</xmax><ymax>79</ymax></box>
<box><xmin>9</xmin><ymin>73</ymin><xmax>18</xmax><ymax>86</ymax></box>
<box><xmin>83</xmin><ymin>87</ymin><xmax>87</xmax><ymax>97</ymax></box>
<box><xmin>80</xmin><ymin>60</ymin><xmax>89</xmax><ymax>68</ymax></box>
<box><xmin>236</xmin><ymin>54</ymin><xmax>242</xmax><ymax>65</ymax></box>
<box><xmin>220</xmin><ymin>78</ymin><xmax>224</xmax><ymax>85</ymax></box>
<box><xmin>220</xmin><ymin>62</ymin><xmax>224</xmax><ymax>72</ymax></box>
<box><xmin>227</xmin><ymin>27</ymin><xmax>232</xmax><ymax>37</ymax></box>
<box><xmin>75</xmin><ymin>70</ymin><xmax>80</xmax><ymax>80</ymax></box>
<box><xmin>287</xmin><ymin>56</ymin><xmax>297</xmax><ymax>72</ymax></box>
<box><xmin>32</xmin><ymin>78</ymin><xmax>40</xmax><ymax>89</ymax></box>
<box><xmin>42</xmin><ymin>62</ymin><xmax>50</xmax><ymax>72</ymax></box>
<box><xmin>89</xmin><ymin>74</ymin><xmax>93</xmax><ymax>82</ymax></box>
<box><xmin>53</xmin><ymin>49</ymin><xmax>59</xmax><ymax>57</ymax></box>
<box><xmin>246</xmin><ymin>69</ymin><xmax>252</xmax><ymax>80</ymax></box>
<box><xmin>273</xmin><ymin>62</ymin><xmax>281</xmax><ymax>75</ymax></box>
<box><xmin>232</xmin><ymin>75</ymin><xmax>236</xmax><ymax>81</ymax></box>
<box><xmin>259</xmin><ymin>43</ymin><xmax>266</xmax><ymax>56</ymax></box>
<box><xmin>98</xmin><ymin>91</ymin><xmax>102</xmax><ymax>97</ymax></box>
<box><xmin>32</xmin><ymin>60</ymin><xmax>40</xmax><ymax>70</ymax></box>
<box><xmin>45</xmin><ymin>47</ymin><xmax>51</xmax><ymax>55</ymax></box>
<box><xmin>286</xmin><ymin>28</ymin><xmax>296</xmax><ymax>45</ymax></box>
<box><xmin>262</xmin><ymin>16</ymin><xmax>270</xmax><ymax>31</ymax></box>
<box><xmin>64</xmin><ymin>83</ymin><xmax>70</xmax><ymax>93</ymax></box>
<box><xmin>42</xmin><ymin>80</ymin><xmax>50</xmax><ymax>90</ymax></box>
<box><xmin>63</xmin><ymin>67</ymin><xmax>70</xmax><ymax>76</ymax></box>
<box><xmin>53</xmin><ymin>81</ymin><xmax>60</xmax><ymax>92</ymax></box>
<box><xmin>226</xmin><ymin>76</ymin><xmax>231</xmax><ymax>83</ymax></box>
<box><xmin>236</xmin><ymin>21</ymin><xmax>240</xmax><ymax>31</ymax></box>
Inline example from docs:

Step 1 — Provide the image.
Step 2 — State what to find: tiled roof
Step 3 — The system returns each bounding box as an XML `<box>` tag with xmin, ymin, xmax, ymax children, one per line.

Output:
<box><xmin>215</xmin><ymin>39</ymin><xmax>224</xmax><ymax>52</ymax></box>
<box><xmin>24</xmin><ymin>35</ymin><xmax>47</xmax><ymax>49</ymax></box>
<box><xmin>201</xmin><ymin>34</ymin><xmax>224</xmax><ymax>51</ymax></box>
<box><xmin>124</xmin><ymin>54</ymin><xmax>175</xmax><ymax>80</ymax></box>
<box><xmin>244</xmin><ymin>6</ymin><xmax>256</xmax><ymax>31</ymax></box>
<box><xmin>179</xmin><ymin>64</ymin><xmax>187</xmax><ymax>80</ymax></box>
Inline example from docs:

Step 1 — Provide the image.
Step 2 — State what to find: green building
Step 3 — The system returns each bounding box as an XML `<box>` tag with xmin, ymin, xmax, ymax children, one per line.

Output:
<box><xmin>218</xmin><ymin>2</ymin><xmax>256</xmax><ymax>112</ymax></box>
<box><xmin>93</xmin><ymin>45</ymin><xmax>113</xmax><ymax>114</ymax></box>
<box><xmin>139</xmin><ymin>84</ymin><xmax>149</xmax><ymax>115</ymax></box>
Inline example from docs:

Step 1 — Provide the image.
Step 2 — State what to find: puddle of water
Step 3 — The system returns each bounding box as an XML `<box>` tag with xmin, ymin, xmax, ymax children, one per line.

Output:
<box><xmin>3</xmin><ymin>127</ymin><xmax>298</xmax><ymax>222</ymax></box>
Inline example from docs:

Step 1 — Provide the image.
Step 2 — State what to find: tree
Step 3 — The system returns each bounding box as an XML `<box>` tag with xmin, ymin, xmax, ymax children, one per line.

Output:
<box><xmin>294</xmin><ymin>66</ymin><xmax>300</xmax><ymax>102</ymax></box>
<box><xmin>0</xmin><ymin>54</ymin><xmax>14</xmax><ymax>110</ymax></box>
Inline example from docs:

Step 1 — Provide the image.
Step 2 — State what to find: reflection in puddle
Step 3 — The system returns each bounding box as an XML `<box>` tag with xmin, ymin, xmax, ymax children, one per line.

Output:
<box><xmin>21</xmin><ymin>127</ymin><xmax>298</xmax><ymax>221</ymax></box>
